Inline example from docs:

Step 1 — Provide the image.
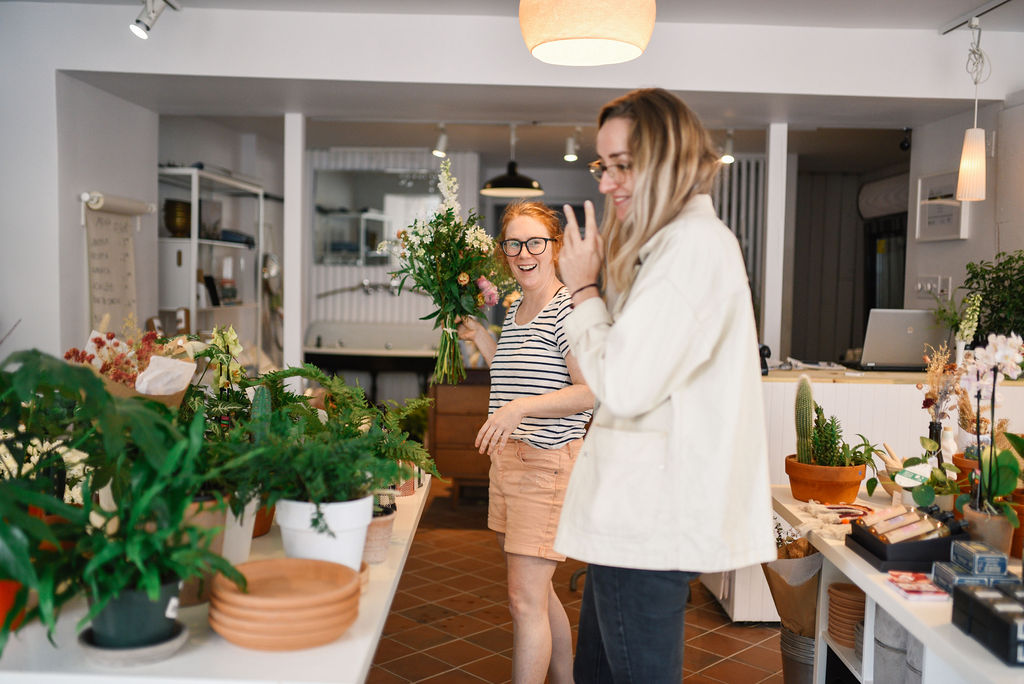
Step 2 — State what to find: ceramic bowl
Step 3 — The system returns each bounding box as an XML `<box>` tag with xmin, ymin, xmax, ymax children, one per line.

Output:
<box><xmin>209</xmin><ymin>592</ymin><xmax>357</xmax><ymax>623</ymax></box>
<box><xmin>209</xmin><ymin>610</ymin><xmax>358</xmax><ymax>651</ymax></box>
<box><xmin>211</xmin><ymin>558</ymin><xmax>359</xmax><ymax>610</ymax></box>
<box><xmin>208</xmin><ymin>601</ymin><xmax>357</xmax><ymax>636</ymax></box>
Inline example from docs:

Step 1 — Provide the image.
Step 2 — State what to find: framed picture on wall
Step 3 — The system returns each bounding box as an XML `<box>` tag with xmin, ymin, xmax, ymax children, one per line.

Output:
<box><xmin>915</xmin><ymin>172</ymin><xmax>969</xmax><ymax>242</ymax></box>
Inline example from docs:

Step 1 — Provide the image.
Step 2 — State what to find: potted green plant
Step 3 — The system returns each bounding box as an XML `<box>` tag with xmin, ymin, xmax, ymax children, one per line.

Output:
<box><xmin>785</xmin><ymin>375</ymin><xmax>884</xmax><ymax>503</ymax></box>
<box><xmin>228</xmin><ymin>364</ymin><xmax>436</xmax><ymax>571</ymax></box>
<box><xmin>938</xmin><ymin>250</ymin><xmax>1024</xmax><ymax>343</ymax></box>
<box><xmin>898</xmin><ymin>437</ymin><xmax>963</xmax><ymax>511</ymax></box>
<box><xmin>0</xmin><ymin>349</ymin><xmax>247</xmax><ymax>655</ymax></box>
<box><xmin>954</xmin><ymin>333</ymin><xmax>1024</xmax><ymax>554</ymax></box>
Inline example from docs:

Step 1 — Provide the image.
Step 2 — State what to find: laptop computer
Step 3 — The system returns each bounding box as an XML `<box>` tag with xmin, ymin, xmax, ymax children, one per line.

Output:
<box><xmin>851</xmin><ymin>309</ymin><xmax>947</xmax><ymax>372</ymax></box>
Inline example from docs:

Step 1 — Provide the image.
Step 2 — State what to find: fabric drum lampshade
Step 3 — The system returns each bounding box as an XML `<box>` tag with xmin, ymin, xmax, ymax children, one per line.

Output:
<box><xmin>519</xmin><ymin>0</ymin><xmax>656</xmax><ymax>66</ymax></box>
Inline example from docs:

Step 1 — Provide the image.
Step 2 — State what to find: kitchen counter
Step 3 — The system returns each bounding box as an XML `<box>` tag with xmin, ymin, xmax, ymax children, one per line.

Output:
<box><xmin>0</xmin><ymin>478</ymin><xmax>431</xmax><ymax>684</ymax></box>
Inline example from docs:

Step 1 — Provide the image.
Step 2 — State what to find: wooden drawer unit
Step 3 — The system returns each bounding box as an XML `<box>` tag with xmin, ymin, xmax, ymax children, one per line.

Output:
<box><xmin>427</xmin><ymin>371</ymin><xmax>490</xmax><ymax>503</ymax></box>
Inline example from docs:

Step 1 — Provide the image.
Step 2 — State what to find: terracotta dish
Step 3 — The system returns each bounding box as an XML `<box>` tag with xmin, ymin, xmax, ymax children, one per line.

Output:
<box><xmin>211</xmin><ymin>558</ymin><xmax>359</xmax><ymax>610</ymax></box>
<box><xmin>209</xmin><ymin>611</ymin><xmax>358</xmax><ymax>651</ymax></box>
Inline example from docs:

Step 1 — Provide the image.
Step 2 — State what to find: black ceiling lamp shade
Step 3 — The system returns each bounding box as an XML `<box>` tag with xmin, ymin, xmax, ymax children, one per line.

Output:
<box><xmin>481</xmin><ymin>124</ymin><xmax>544</xmax><ymax>198</ymax></box>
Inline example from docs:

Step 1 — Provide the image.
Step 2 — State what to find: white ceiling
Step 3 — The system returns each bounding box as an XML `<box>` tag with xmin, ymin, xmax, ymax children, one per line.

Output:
<box><xmin>56</xmin><ymin>0</ymin><xmax>1024</xmax><ymax>172</ymax></box>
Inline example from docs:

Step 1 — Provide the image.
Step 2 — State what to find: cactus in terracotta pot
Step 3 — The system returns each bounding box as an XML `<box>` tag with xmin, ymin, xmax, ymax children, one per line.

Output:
<box><xmin>795</xmin><ymin>375</ymin><xmax>814</xmax><ymax>464</ymax></box>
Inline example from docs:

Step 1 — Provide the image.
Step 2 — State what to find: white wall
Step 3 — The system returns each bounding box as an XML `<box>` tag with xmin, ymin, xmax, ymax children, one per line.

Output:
<box><xmin>903</xmin><ymin>103</ymin><xmax>1001</xmax><ymax>307</ymax></box>
<box><xmin>55</xmin><ymin>72</ymin><xmax>160</xmax><ymax>353</ymax></box>
<box><xmin>996</xmin><ymin>97</ymin><xmax>1024</xmax><ymax>253</ymax></box>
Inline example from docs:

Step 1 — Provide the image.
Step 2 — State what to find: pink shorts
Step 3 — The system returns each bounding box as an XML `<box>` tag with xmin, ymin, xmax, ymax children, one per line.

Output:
<box><xmin>488</xmin><ymin>438</ymin><xmax>581</xmax><ymax>561</ymax></box>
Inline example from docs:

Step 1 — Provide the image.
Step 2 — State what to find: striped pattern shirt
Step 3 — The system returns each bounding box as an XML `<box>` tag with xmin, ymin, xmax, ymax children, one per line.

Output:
<box><xmin>489</xmin><ymin>287</ymin><xmax>592</xmax><ymax>448</ymax></box>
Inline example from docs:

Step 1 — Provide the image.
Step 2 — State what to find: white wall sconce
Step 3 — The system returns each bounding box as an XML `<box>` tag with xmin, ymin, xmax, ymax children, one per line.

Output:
<box><xmin>130</xmin><ymin>0</ymin><xmax>181</xmax><ymax>40</ymax></box>
<box><xmin>955</xmin><ymin>17</ymin><xmax>989</xmax><ymax>202</ymax></box>
<box><xmin>519</xmin><ymin>0</ymin><xmax>656</xmax><ymax>66</ymax></box>
<box><xmin>432</xmin><ymin>125</ymin><xmax>448</xmax><ymax>159</ymax></box>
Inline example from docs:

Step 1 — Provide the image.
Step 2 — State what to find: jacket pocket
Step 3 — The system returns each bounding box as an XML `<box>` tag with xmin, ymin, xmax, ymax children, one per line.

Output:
<box><xmin>573</xmin><ymin>426</ymin><xmax>669</xmax><ymax>538</ymax></box>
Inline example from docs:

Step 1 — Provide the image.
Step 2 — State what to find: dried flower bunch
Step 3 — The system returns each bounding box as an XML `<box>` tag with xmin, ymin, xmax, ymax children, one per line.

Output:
<box><xmin>379</xmin><ymin>160</ymin><xmax>513</xmax><ymax>384</ymax></box>
<box><xmin>917</xmin><ymin>343</ymin><xmax>961</xmax><ymax>424</ymax></box>
<box><xmin>957</xmin><ymin>293</ymin><xmax>982</xmax><ymax>343</ymax></box>
<box><xmin>64</xmin><ymin>330</ymin><xmax>165</xmax><ymax>388</ymax></box>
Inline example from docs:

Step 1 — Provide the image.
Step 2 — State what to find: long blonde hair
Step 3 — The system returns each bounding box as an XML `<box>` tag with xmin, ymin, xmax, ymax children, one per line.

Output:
<box><xmin>598</xmin><ymin>89</ymin><xmax>721</xmax><ymax>293</ymax></box>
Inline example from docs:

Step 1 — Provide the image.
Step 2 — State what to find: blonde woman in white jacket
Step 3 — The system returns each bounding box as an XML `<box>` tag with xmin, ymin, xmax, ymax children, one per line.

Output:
<box><xmin>556</xmin><ymin>88</ymin><xmax>775</xmax><ymax>683</ymax></box>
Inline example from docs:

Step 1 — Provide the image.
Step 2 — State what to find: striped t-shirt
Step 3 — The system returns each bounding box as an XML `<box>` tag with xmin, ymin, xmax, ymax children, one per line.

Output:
<box><xmin>489</xmin><ymin>287</ymin><xmax>592</xmax><ymax>448</ymax></box>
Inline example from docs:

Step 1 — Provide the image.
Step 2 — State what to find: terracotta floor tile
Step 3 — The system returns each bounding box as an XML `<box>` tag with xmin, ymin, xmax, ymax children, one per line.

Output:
<box><xmin>365</xmin><ymin>665</ymin><xmax>409</xmax><ymax>683</ymax></box>
<box><xmin>396</xmin><ymin>572</ymin><xmax>434</xmax><ymax>592</ymax></box>
<box><xmin>418</xmin><ymin>669</ymin><xmax>490</xmax><ymax>683</ymax></box>
<box><xmin>464</xmin><ymin>626</ymin><xmax>514</xmax><ymax>653</ymax></box>
<box><xmin>372</xmin><ymin>636</ymin><xmax>416</xmax><ymax>665</ymax></box>
<box><xmin>436</xmin><ymin>591</ymin><xmax>493</xmax><ymax>614</ymax></box>
<box><xmin>399</xmin><ymin>602</ymin><xmax>459</xmax><ymax>625</ymax></box>
<box><xmin>389</xmin><ymin>589</ymin><xmax>428</xmax><ymax>612</ymax></box>
<box><xmin>416</xmin><ymin>564</ymin><xmax>465</xmax><ymax>582</ymax></box>
<box><xmin>689</xmin><ymin>631</ymin><xmax>755</xmax><ymax>658</ymax></box>
<box><xmin>390</xmin><ymin>623</ymin><xmax>455</xmax><ymax>651</ymax></box>
<box><xmin>380</xmin><ymin>652</ymin><xmax>453</xmax><ymax>681</ymax></box>
<box><xmin>444</xmin><ymin>573</ymin><xmax>494</xmax><ymax>591</ymax></box>
<box><xmin>382</xmin><ymin>613</ymin><xmax>419</xmax><ymax>637</ymax></box>
<box><xmin>466</xmin><ymin>582</ymin><xmax>509</xmax><ymax>603</ymax></box>
<box><xmin>468</xmin><ymin>602</ymin><xmax>512</xmax><ymax>627</ymax></box>
<box><xmin>687</xmin><ymin>606</ymin><xmax>732</xmax><ymax>631</ymax></box>
<box><xmin>423</xmin><ymin>637</ymin><xmax>494</xmax><ymax>667</ymax></box>
<box><xmin>684</xmin><ymin>620</ymin><xmax>708</xmax><ymax>641</ymax></box>
<box><xmin>408</xmin><ymin>580</ymin><xmax>465</xmax><ymax>603</ymax></box>
<box><xmin>701</xmin><ymin>656</ymin><xmax>777</xmax><ymax>683</ymax></box>
<box><xmin>683</xmin><ymin>672</ymin><xmax>728</xmax><ymax>683</ymax></box>
<box><xmin>758</xmin><ymin>671</ymin><xmax>785</xmax><ymax>683</ymax></box>
<box><xmin>444</xmin><ymin>556</ymin><xmax>495</xmax><ymax>573</ymax></box>
<box><xmin>732</xmin><ymin>644</ymin><xmax>784</xmax><ymax>673</ymax></box>
<box><xmin>432</xmin><ymin>612</ymin><xmax>495</xmax><ymax>639</ymax></box>
<box><xmin>715</xmin><ymin>621</ymin><xmax>781</xmax><ymax>644</ymax></box>
<box><xmin>459</xmin><ymin>652</ymin><xmax>514</xmax><ymax>683</ymax></box>
<box><xmin>683</xmin><ymin>645</ymin><xmax>724</xmax><ymax>673</ymax></box>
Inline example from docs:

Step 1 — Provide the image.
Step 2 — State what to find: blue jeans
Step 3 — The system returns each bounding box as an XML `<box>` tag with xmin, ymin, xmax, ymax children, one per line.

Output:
<box><xmin>574</xmin><ymin>563</ymin><xmax>700</xmax><ymax>683</ymax></box>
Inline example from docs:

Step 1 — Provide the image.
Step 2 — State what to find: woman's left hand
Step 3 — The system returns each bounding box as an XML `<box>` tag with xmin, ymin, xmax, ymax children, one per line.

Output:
<box><xmin>560</xmin><ymin>200</ymin><xmax>604</xmax><ymax>292</ymax></box>
<box><xmin>475</xmin><ymin>401</ymin><xmax>523</xmax><ymax>456</ymax></box>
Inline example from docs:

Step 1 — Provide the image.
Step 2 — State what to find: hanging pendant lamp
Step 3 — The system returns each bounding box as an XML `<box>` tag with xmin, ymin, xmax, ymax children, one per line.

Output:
<box><xmin>481</xmin><ymin>124</ymin><xmax>544</xmax><ymax>198</ymax></box>
<box><xmin>955</xmin><ymin>17</ymin><xmax>989</xmax><ymax>202</ymax></box>
<box><xmin>519</xmin><ymin>0</ymin><xmax>656</xmax><ymax>67</ymax></box>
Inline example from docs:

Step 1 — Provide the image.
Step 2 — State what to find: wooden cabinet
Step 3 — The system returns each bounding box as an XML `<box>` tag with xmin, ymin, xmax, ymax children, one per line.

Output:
<box><xmin>427</xmin><ymin>370</ymin><xmax>490</xmax><ymax>504</ymax></box>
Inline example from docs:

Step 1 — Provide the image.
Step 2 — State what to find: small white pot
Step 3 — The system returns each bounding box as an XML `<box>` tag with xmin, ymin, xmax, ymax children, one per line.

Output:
<box><xmin>276</xmin><ymin>496</ymin><xmax>373</xmax><ymax>571</ymax></box>
<box><xmin>222</xmin><ymin>496</ymin><xmax>261</xmax><ymax>565</ymax></box>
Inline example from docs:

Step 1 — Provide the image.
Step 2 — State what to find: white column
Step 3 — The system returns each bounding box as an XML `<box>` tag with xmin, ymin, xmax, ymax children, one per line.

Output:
<box><xmin>283</xmin><ymin>113</ymin><xmax>306</xmax><ymax>382</ymax></box>
<box><xmin>761</xmin><ymin>122</ymin><xmax>788</xmax><ymax>362</ymax></box>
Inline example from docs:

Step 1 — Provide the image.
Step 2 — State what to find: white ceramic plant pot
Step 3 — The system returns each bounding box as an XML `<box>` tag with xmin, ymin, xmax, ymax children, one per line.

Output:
<box><xmin>222</xmin><ymin>496</ymin><xmax>260</xmax><ymax>565</ymax></box>
<box><xmin>276</xmin><ymin>496</ymin><xmax>373</xmax><ymax>571</ymax></box>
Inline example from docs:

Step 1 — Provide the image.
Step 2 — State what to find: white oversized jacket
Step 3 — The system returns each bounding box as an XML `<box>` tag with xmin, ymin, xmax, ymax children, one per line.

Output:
<box><xmin>553</xmin><ymin>195</ymin><xmax>776</xmax><ymax>572</ymax></box>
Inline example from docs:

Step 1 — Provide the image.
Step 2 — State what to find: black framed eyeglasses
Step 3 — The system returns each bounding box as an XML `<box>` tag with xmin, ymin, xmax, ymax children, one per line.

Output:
<box><xmin>500</xmin><ymin>237</ymin><xmax>555</xmax><ymax>257</ymax></box>
<box><xmin>588</xmin><ymin>160</ymin><xmax>632</xmax><ymax>183</ymax></box>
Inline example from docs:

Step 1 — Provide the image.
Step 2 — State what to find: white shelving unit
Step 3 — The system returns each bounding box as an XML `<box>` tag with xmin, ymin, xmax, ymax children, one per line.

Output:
<box><xmin>157</xmin><ymin>167</ymin><xmax>264</xmax><ymax>357</ymax></box>
<box><xmin>773</xmin><ymin>485</ymin><xmax>1023</xmax><ymax>683</ymax></box>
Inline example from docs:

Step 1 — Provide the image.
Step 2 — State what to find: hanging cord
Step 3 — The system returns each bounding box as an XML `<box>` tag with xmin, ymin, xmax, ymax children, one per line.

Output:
<box><xmin>965</xmin><ymin>18</ymin><xmax>991</xmax><ymax>128</ymax></box>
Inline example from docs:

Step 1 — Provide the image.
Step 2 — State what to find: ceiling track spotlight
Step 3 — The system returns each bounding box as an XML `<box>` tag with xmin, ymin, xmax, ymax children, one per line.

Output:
<box><xmin>720</xmin><ymin>129</ymin><xmax>735</xmax><ymax>165</ymax></box>
<box><xmin>432</xmin><ymin>124</ymin><xmax>448</xmax><ymax>159</ymax></box>
<box><xmin>130</xmin><ymin>0</ymin><xmax>181</xmax><ymax>40</ymax></box>
<box><xmin>481</xmin><ymin>124</ymin><xmax>544</xmax><ymax>198</ymax></box>
<box><xmin>564</xmin><ymin>127</ymin><xmax>581</xmax><ymax>163</ymax></box>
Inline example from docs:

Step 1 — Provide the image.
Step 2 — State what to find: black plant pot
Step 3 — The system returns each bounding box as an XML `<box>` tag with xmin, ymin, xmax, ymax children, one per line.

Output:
<box><xmin>88</xmin><ymin>580</ymin><xmax>181</xmax><ymax>648</ymax></box>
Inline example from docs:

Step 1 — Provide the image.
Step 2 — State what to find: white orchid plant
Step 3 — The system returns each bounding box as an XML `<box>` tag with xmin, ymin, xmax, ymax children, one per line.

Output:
<box><xmin>955</xmin><ymin>333</ymin><xmax>1024</xmax><ymax>525</ymax></box>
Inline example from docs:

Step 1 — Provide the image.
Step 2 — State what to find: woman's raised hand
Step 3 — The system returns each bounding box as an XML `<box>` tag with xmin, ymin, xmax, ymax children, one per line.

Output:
<box><xmin>456</xmin><ymin>316</ymin><xmax>483</xmax><ymax>341</ymax></box>
<box><xmin>560</xmin><ymin>200</ymin><xmax>604</xmax><ymax>293</ymax></box>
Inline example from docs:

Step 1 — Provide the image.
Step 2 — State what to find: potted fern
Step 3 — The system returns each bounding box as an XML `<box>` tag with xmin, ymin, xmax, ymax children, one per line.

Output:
<box><xmin>228</xmin><ymin>365</ymin><xmax>436</xmax><ymax>571</ymax></box>
<box><xmin>785</xmin><ymin>375</ymin><xmax>883</xmax><ymax>503</ymax></box>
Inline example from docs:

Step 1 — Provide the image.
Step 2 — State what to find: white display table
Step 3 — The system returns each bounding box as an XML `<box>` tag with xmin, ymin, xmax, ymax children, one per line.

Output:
<box><xmin>772</xmin><ymin>485</ymin><xmax>1022</xmax><ymax>684</ymax></box>
<box><xmin>0</xmin><ymin>478</ymin><xmax>431</xmax><ymax>684</ymax></box>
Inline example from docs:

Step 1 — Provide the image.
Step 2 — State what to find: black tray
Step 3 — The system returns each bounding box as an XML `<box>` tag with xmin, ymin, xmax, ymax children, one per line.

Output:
<box><xmin>845</xmin><ymin>520</ymin><xmax>968</xmax><ymax>572</ymax></box>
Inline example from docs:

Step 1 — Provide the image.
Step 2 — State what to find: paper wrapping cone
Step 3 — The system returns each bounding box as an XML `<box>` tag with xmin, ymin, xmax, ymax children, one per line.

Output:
<box><xmin>98</xmin><ymin>373</ymin><xmax>187</xmax><ymax>410</ymax></box>
<box><xmin>761</xmin><ymin>552</ymin><xmax>822</xmax><ymax>638</ymax></box>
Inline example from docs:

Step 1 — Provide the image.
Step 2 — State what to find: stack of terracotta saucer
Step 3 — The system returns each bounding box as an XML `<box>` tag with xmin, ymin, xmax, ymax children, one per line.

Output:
<box><xmin>209</xmin><ymin>558</ymin><xmax>359</xmax><ymax>651</ymax></box>
<box><xmin>827</xmin><ymin>582</ymin><xmax>865</xmax><ymax>648</ymax></box>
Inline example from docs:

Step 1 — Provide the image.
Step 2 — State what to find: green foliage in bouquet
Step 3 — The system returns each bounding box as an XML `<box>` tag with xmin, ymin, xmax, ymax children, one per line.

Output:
<box><xmin>380</xmin><ymin>160</ymin><xmax>514</xmax><ymax>384</ymax></box>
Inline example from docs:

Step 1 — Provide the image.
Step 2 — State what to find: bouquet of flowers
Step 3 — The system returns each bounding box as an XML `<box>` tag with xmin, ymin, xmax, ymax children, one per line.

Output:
<box><xmin>379</xmin><ymin>160</ymin><xmax>512</xmax><ymax>384</ymax></box>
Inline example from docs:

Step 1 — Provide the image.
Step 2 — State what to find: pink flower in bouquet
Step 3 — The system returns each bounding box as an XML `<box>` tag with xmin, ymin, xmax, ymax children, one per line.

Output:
<box><xmin>457</xmin><ymin>272</ymin><xmax>470</xmax><ymax>286</ymax></box>
<box><xmin>476</xmin><ymin>276</ymin><xmax>499</xmax><ymax>307</ymax></box>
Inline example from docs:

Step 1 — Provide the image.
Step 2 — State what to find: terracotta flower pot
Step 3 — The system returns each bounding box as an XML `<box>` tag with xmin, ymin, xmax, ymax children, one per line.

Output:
<box><xmin>252</xmin><ymin>503</ymin><xmax>276</xmax><ymax>538</ymax></box>
<box><xmin>179</xmin><ymin>497</ymin><xmax>228</xmax><ymax>606</ymax></box>
<box><xmin>951</xmin><ymin>452</ymin><xmax>977</xmax><ymax>489</ymax></box>
<box><xmin>964</xmin><ymin>504</ymin><xmax>1014</xmax><ymax>556</ymax></box>
<box><xmin>0</xmin><ymin>580</ymin><xmax>25</xmax><ymax>631</ymax></box>
<box><xmin>785</xmin><ymin>455</ymin><xmax>866</xmax><ymax>504</ymax></box>
<box><xmin>1011</xmin><ymin>502</ymin><xmax>1024</xmax><ymax>559</ymax></box>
